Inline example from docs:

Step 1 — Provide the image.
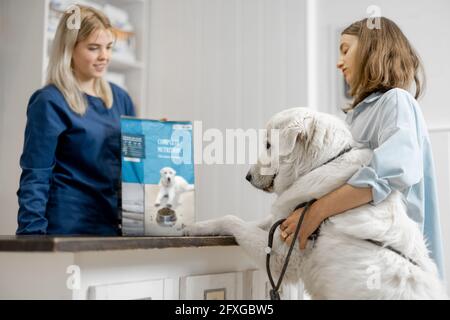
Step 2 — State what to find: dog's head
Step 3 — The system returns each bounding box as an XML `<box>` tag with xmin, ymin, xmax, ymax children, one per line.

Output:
<box><xmin>246</xmin><ymin>107</ymin><xmax>353</xmax><ymax>195</ymax></box>
<box><xmin>160</xmin><ymin>167</ymin><xmax>176</xmax><ymax>187</ymax></box>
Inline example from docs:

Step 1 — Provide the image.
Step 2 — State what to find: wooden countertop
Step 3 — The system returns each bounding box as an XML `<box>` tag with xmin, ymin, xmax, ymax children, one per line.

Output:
<box><xmin>0</xmin><ymin>236</ymin><xmax>238</xmax><ymax>252</ymax></box>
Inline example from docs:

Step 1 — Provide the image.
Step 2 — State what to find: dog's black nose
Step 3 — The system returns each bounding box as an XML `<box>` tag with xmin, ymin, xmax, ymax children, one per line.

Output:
<box><xmin>246</xmin><ymin>172</ymin><xmax>252</xmax><ymax>182</ymax></box>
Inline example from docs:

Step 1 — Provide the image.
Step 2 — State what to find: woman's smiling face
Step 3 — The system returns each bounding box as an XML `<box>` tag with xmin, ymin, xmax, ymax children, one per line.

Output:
<box><xmin>72</xmin><ymin>28</ymin><xmax>114</xmax><ymax>82</ymax></box>
<box><xmin>337</xmin><ymin>34</ymin><xmax>359</xmax><ymax>87</ymax></box>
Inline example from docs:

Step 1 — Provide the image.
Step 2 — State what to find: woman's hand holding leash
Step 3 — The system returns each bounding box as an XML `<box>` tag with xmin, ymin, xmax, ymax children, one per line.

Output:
<box><xmin>280</xmin><ymin>200</ymin><xmax>325</xmax><ymax>250</ymax></box>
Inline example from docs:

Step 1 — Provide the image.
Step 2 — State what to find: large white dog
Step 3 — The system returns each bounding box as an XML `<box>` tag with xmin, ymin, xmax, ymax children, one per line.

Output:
<box><xmin>185</xmin><ymin>107</ymin><xmax>447</xmax><ymax>299</ymax></box>
<box><xmin>155</xmin><ymin>167</ymin><xmax>194</xmax><ymax>208</ymax></box>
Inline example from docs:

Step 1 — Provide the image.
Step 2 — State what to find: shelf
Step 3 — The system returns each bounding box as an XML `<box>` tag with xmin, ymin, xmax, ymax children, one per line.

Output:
<box><xmin>108</xmin><ymin>0</ymin><xmax>145</xmax><ymax>6</ymax></box>
<box><xmin>109</xmin><ymin>56</ymin><xmax>143</xmax><ymax>71</ymax></box>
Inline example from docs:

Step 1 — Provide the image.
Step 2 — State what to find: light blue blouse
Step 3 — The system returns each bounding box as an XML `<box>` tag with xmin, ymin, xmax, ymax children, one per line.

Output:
<box><xmin>345</xmin><ymin>88</ymin><xmax>445</xmax><ymax>279</ymax></box>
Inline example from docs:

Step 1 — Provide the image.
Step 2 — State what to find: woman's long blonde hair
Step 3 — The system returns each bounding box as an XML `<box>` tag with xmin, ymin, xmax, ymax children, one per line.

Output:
<box><xmin>342</xmin><ymin>17</ymin><xmax>426</xmax><ymax>109</ymax></box>
<box><xmin>47</xmin><ymin>5</ymin><xmax>114</xmax><ymax>115</ymax></box>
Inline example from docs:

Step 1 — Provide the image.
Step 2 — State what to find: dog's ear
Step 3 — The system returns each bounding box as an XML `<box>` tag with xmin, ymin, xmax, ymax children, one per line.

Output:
<box><xmin>278</xmin><ymin>125</ymin><xmax>303</xmax><ymax>156</ymax></box>
<box><xmin>172</xmin><ymin>169</ymin><xmax>177</xmax><ymax>175</ymax></box>
<box><xmin>304</xmin><ymin>115</ymin><xmax>347</xmax><ymax>153</ymax></box>
<box><xmin>278</xmin><ymin>118</ymin><xmax>314</xmax><ymax>156</ymax></box>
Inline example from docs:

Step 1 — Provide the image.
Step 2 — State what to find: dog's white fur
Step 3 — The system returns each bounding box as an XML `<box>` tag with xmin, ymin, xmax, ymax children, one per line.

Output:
<box><xmin>155</xmin><ymin>167</ymin><xmax>193</xmax><ymax>208</ymax></box>
<box><xmin>185</xmin><ymin>107</ymin><xmax>448</xmax><ymax>299</ymax></box>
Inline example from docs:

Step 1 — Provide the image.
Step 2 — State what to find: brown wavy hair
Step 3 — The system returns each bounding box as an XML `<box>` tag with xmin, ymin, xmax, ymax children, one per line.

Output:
<box><xmin>342</xmin><ymin>17</ymin><xmax>425</xmax><ymax>109</ymax></box>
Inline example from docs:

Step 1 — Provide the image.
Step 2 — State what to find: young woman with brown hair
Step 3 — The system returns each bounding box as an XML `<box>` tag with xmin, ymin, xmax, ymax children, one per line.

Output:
<box><xmin>280</xmin><ymin>17</ymin><xmax>444</xmax><ymax>279</ymax></box>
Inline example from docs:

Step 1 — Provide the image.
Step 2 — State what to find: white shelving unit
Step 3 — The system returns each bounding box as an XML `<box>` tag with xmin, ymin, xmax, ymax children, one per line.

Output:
<box><xmin>42</xmin><ymin>0</ymin><xmax>149</xmax><ymax>116</ymax></box>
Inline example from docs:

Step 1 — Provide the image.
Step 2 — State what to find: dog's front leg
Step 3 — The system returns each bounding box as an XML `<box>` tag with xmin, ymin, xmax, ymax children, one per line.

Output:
<box><xmin>166</xmin><ymin>188</ymin><xmax>176</xmax><ymax>208</ymax></box>
<box><xmin>185</xmin><ymin>215</ymin><xmax>275</xmax><ymax>268</ymax></box>
<box><xmin>154</xmin><ymin>188</ymin><xmax>165</xmax><ymax>207</ymax></box>
<box><xmin>185</xmin><ymin>216</ymin><xmax>305</xmax><ymax>281</ymax></box>
<box><xmin>186</xmin><ymin>215</ymin><xmax>273</xmax><ymax>234</ymax></box>
<box><xmin>248</xmin><ymin>215</ymin><xmax>274</xmax><ymax>231</ymax></box>
<box><xmin>183</xmin><ymin>215</ymin><xmax>237</xmax><ymax>236</ymax></box>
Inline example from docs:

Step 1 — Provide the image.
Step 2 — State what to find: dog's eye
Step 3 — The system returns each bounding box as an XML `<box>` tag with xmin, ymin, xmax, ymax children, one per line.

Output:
<box><xmin>266</xmin><ymin>142</ymin><xmax>271</xmax><ymax>150</ymax></box>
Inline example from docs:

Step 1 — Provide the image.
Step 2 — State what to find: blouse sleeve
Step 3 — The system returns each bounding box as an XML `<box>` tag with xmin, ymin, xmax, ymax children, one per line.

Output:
<box><xmin>347</xmin><ymin>89</ymin><xmax>423</xmax><ymax>205</ymax></box>
<box><xmin>16</xmin><ymin>90</ymin><xmax>66</xmax><ymax>234</ymax></box>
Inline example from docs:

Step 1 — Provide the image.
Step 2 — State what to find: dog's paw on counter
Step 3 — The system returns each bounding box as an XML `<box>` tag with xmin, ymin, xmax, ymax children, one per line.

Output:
<box><xmin>183</xmin><ymin>217</ymin><xmax>235</xmax><ymax>237</ymax></box>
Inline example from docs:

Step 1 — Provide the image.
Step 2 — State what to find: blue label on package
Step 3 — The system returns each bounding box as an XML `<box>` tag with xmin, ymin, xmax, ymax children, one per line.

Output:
<box><xmin>121</xmin><ymin>118</ymin><xmax>195</xmax><ymax>185</ymax></box>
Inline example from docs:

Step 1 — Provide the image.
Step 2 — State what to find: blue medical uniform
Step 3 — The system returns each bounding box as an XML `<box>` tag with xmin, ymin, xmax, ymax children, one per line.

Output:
<box><xmin>346</xmin><ymin>88</ymin><xmax>445</xmax><ymax>279</ymax></box>
<box><xmin>16</xmin><ymin>83</ymin><xmax>136</xmax><ymax>235</ymax></box>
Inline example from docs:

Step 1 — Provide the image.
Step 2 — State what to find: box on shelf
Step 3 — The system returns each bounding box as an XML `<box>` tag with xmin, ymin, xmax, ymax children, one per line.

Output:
<box><xmin>50</xmin><ymin>0</ymin><xmax>103</xmax><ymax>12</ymax></box>
<box><xmin>103</xmin><ymin>3</ymin><xmax>133</xmax><ymax>32</ymax></box>
<box><xmin>112</xmin><ymin>28</ymin><xmax>137</xmax><ymax>64</ymax></box>
<box><xmin>121</xmin><ymin>118</ymin><xmax>195</xmax><ymax>236</ymax></box>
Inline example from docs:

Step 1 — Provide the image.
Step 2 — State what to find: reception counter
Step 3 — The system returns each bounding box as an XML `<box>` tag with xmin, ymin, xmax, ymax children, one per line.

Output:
<box><xmin>0</xmin><ymin>235</ymin><xmax>302</xmax><ymax>300</ymax></box>
<box><xmin>0</xmin><ymin>235</ymin><xmax>238</xmax><ymax>252</ymax></box>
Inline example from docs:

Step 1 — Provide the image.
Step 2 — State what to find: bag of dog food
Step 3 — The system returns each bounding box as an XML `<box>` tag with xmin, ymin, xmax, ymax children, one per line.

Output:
<box><xmin>120</xmin><ymin>117</ymin><xmax>195</xmax><ymax>236</ymax></box>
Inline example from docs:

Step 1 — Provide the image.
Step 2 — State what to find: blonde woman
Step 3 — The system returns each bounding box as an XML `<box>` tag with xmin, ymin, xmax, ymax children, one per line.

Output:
<box><xmin>17</xmin><ymin>5</ymin><xmax>135</xmax><ymax>235</ymax></box>
<box><xmin>280</xmin><ymin>17</ymin><xmax>445</xmax><ymax>279</ymax></box>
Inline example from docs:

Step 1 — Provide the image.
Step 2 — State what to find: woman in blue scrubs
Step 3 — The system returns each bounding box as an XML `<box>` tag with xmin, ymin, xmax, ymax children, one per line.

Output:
<box><xmin>280</xmin><ymin>17</ymin><xmax>445</xmax><ymax>279</ymax></box>
<box><xmin>16</xmin><ymin>5</ymin><xmax>135</xmax><ymax>235</ymax></box>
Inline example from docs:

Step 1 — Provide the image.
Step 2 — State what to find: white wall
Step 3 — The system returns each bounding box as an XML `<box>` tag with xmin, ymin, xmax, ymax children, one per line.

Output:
<box><xmin>0</xmin><ymin>0</ymin><xmax>47</xmax><ymax>235</ymax></box>
<box><xmin>145</xmin><ymin>0</ymin><xmax>308</xmax><ymax>222</ymax></box>
<box><xmin>0</xmin><ymin>1</ymin><xmax>4</xmax><ymax>151</ymax></box>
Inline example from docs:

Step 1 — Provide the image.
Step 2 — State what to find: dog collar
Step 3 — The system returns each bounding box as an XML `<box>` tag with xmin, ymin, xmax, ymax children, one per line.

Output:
<box><xmin>322</xmin><ymin>146</ymin><xmax>353</xmax><ymax>167</ymax></box>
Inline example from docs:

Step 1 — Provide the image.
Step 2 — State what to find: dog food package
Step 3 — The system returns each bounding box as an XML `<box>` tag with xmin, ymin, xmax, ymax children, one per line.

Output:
<box><xmin>120</xmin><ymin>117</ymin><xmax>195</xmax><ymax>236</ymax></box>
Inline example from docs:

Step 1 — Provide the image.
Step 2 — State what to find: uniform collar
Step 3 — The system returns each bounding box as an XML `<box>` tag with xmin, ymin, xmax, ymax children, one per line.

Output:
<box><xmin>345</xmin><ymin>91</ymin><xmax>384</xmax><ymax>124</ymax></box>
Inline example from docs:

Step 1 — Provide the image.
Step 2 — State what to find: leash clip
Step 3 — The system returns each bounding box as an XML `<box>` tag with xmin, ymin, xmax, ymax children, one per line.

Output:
<box><xmin>270</xmin><ymin>289</ymin><xmax>281</xmax><ymax>300</ymax></box>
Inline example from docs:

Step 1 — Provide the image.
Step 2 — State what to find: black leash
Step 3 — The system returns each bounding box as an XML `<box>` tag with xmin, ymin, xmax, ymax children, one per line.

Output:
<box><xmin>321</xmin><ymin>146</ymin><xmax>353</xmax><ymax>167</ymax></box>
<box><xmin>266</xmin><ymin>199</ymin><xmax>317</xmax><ymax>300</ymax></box>
<box><xmin>364</xmin><ymin>239</ymin><xmax>419</xmax><ymax>267</ymax></box>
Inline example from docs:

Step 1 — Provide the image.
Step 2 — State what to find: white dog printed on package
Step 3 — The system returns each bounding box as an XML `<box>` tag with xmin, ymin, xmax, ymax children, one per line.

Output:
<box><xmin>155</xmin><ymin>167</ymin><xmax>194</xmax><ymax>208</ymax></box>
